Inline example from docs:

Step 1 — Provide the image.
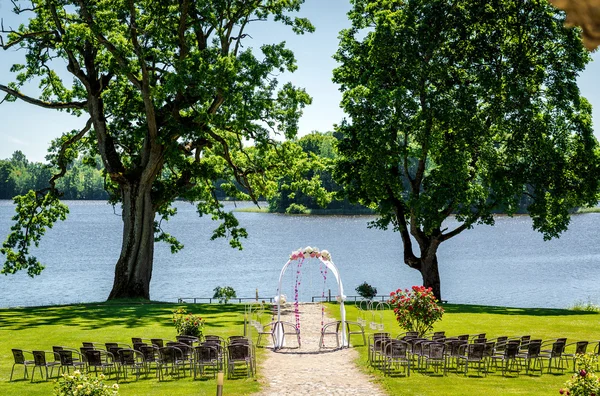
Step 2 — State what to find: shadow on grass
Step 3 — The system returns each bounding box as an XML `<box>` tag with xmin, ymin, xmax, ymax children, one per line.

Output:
<box><xmin>0</xmin><ymin>302</ymin><xmax>248</xmax><ymax>330</ymax></box>
<box><xmin>441</xmin><ymin>304</ymin><xmax>600</xmax><ymax>317</ymax></box>
<box><xmin>342</xmin><ymin>301</ymin><xmax>599</xmax><ymax>317</ymax></box>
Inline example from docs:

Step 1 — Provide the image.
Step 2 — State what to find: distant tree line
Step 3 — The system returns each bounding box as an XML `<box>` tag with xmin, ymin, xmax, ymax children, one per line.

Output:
<box><xmin>0</xmin><ymin>151</ymin><xmax>252</xmax><ymax>202</ymax></box>
<box><xmin>267</xmin><ymin>132</ymin><xmax>540</xmax><ymax>215</ymax></box>
<box><xmin>0</xmin><ymin>151</ymin><xmax>108</xmax><ymax>200</ymax></box>
<box><xmin>268</xmin><ymin>131</ymin><xmax>371</xmax><ymax>214</ymax></box>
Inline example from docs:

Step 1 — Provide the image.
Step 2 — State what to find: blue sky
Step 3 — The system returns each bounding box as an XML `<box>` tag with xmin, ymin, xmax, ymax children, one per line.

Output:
<box><xmin>1</xmin><ymin>0</ymin><xmax>599</xmax><ymax>163</ymax></box>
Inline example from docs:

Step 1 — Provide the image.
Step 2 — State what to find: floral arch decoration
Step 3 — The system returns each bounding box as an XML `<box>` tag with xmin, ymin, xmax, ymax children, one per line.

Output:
<box><xmin>274</xmin><ymin>246</ymin><xmax>347</xmax><ymax>349</ymax></box>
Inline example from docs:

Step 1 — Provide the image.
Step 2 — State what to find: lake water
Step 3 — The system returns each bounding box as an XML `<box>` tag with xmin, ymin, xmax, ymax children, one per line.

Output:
<box><xmin>0</xmin><ymin>200</ymin><xmax>599</xmax><ymax>309</ymax></box>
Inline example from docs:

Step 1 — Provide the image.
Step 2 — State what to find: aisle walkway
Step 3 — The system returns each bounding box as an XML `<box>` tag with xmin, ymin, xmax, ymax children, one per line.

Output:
<box><xmin>252</xmin><ymin>303</ymin><xmax>386</xmax><ymax>396</ymax></box>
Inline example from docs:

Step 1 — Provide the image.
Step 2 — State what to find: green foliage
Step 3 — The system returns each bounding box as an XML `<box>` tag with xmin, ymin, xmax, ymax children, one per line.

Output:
<box><xmin>1</xmin><ymin>191</ymin><xmax>69</xmax><ymax>277</ymax></box>
<box><xmin>388</xmin><ymin>286</ymin><xmax>444</xmax><ymax>337</ymax></box>
<box><xmin>285</xmin><ymin>203</ymin><xmax>308</xmax><ymax>214</ymax></box>
<box><xmin>54</xmin><ymin>371</ymin><xmax>119</xmax><ymax>396</ymax></box>
<box><xmin>172</xmin><ymin>308</ymin><xmax>205</xmax><ymax>338</ymax></box>
<box><xmin>0</xmin><ymin>152</ymin><xmax>108</xmax><ymax>200</ymax></box>
<box><xmin>561</xmin><ymin>354</ymin><xmax>600</xmax><ymax>396</ymax></box>
<box><xmin>213</xmin><ymin>286</ymin><xmax>237</xmax><ymax>303</ymax></box>
<box><xmin>569</xmin><ymin>299</ymin><xmax>600</xmax><ymax>313</ymax></box>
<box><xmin>268</xmin><ymin>132</ymin><xmax>368</xmax><ymax>213</ymax></box>
<box><xmin>355</xmin><ymin>282</ymin><xmax>377</xmax><ymax>299</ymax></box>
<box><xmin>333</xmin><ymin>0</ymin><xmax>600</xmax><ymax>298</ymax></box>
<box><xmin>0</xmin><ymin>1</ymin><xmax>316</xmax><ymax>297</ymax></box>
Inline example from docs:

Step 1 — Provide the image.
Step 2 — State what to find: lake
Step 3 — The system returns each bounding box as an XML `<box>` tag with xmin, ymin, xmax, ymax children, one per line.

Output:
<box><xmin>0</xmin><ymin>200</ymin><xmax>599</xmax><ymax>309</ymax></box>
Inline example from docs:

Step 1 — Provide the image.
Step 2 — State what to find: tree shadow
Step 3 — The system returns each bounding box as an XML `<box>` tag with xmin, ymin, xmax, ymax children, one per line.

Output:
<box><xmin>342</xmin><ymin>301</ymin><xmax>599</xmax><ymax>317</ymax></box>
<box><xmin>0</xmin><ymin>302</ymin><xmax>248</xmax><ymax>330</ymax></box>
<box><xmin>441</xmin><ymin>304</ymin><xmax>599</xmax><ymax>317</ymax></box>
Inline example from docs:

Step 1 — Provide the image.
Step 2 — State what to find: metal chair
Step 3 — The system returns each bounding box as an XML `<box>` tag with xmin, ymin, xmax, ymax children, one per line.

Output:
<box><xmin>82</xmin><ymin>349</ymin><xmax>118</xmax><ymax>379</ymax></box>
<box><xmin>517</xmin><ymin>339</ymin><xmax>543</xmax><ymax>375</ymax></box>
<box><xmin>497</xmin><ymin>341</ymin><xmax>522</xmax><ymax>376</ymax></box>
<box><xmin>256</xmin><ymin>322</ymin><xmax>277</xmax><ymax>347</ymax></box>
<box><xmin>424</xmin><ymin>341</ymin><xmax>446</xmax><ymax>375</ymax></box>
<box><xmin>118</xmin><ymin>348</ymin><xmax>146</xmax><ymax>381</ymax></box>
<box><xmin>564</xmin><ymin>341</ymin><xmax>589</xmax><ymax>370</ymax></box>
<box><xmin>457</xmin><ymin>342</ymin><xmax>487</xmax><ymax>376</ymax></box>
<box><xmin>166</xmin><ymin>342</ymin><xmax>193</xmax><ymax>374</ymax></box>
<box><xmin>138</xmin><ymin>344</ymin><xmax>159</xmax><ymax>377</ymax></box>
<box><xmin>10</xmin><ymin>349</ymin><xmax>34</xmax><ymax>381</ymax></box>
<box><xmin>227</xmin><ymin>343</ymin><xmax>254</xmax><ymax>378</ymax></box>
<box><xmin>369</xmin><ymin>333</ymin><xmax>391</xmax><ymax>368</ymax></box>
<box><xmin>157</xmin><ymin>346</ymin><xmax>185</xmax><ymax>381</ymax></box>
<box><xmin>540</xmin><ymin>341</ymin><xmax>567</xmax><ymax>374</ymax></box>
<box><xmin>274</xmin><ymin>321</ymin><xmax>301</xmax><ymax>348</ymax></box>
<box><xmin>320</xmin><ymin>321</ymin><xmax>340</xmax><ymax>348</ymax></box>
<box><xmin>382</xmin><ymin>339</ymin><xmax>411</xmax><ymax>376</ymax></box>
<box><xmin>176</xmin><ymin>335</ymin><xmax>199</xmax><ymax>346</ymax></box>
<box><xmin>345</xmin><ymin>320</ymin><xmax>366</xmax><ymax>346</ymax></box>
<box><xmin>31</xmin><ymin>350</ymin><xmax>61</xmax><ymax>382</ymax></box>
<box><xmin>193</xmin><ymin>344</ymin><xmax>220</xmax><ymax>379</ymax></box>
<box><xmin>57</xmin><ymin>349</ymin><xmax>86</xmax><ymax>374</ymax></box>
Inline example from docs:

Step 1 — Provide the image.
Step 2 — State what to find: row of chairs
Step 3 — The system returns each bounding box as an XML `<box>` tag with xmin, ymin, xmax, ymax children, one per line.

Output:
<box><xmin>369</xmin><ymin>331</ymin><xmax>600</xmax><ymax>377</ymax></box>
<box><xmin>254</xmin><ymin>320</ymin><xmax>366</xmax><ymax>349</ymax></box>
<box><xmin>10</xmin><ymin>335</ymin><xmax>256</xmax><ymax>382</ymax></box>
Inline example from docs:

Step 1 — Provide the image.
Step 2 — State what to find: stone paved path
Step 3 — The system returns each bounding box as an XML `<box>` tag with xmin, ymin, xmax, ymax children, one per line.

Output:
<box><xmin>252</xmin><ymin>303</ymin><xmax>386</xmax><ymax>396</ymax></box>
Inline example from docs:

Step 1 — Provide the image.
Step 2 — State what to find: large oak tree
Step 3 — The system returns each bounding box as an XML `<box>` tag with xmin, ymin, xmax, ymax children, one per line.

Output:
<box><xmin>0</xmin><ymin>0</ymin><xmax>314</xmax><ymax>300</ymax></box>
<box><xmin>333</xmin><ymin>0</ymin><xmax>600</xmax><ymax>300</ymax></box>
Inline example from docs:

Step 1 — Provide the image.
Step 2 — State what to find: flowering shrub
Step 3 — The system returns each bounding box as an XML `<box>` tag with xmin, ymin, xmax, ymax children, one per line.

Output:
<box><xmin>560</xmin><ymin>354</ymin><xmax>600</xmax><ymax>396</ymax></box>
<box><xmin>54</xmin><ymin>370</ymin><xmax>118</xmax><ymax>396</ymax></box>
<box><xmin>388</xmin><ymin>286</ymin><xmax>444</xmax><ymax>337</ymax></box>
<box><xmin>172</xmin><ymin>308</ymin><xmax>204</xmax><ymax>337</ymax></box>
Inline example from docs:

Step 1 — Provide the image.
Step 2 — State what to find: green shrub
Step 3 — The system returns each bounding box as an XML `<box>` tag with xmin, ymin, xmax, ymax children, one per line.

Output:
<box><xmin>569</xmin><ymin>299</ymin><xmax>600</xmax><ymax>313</ymax></box>
<box><xmin>355</xmin><ymin>282</ymin><xmax>377</xmax><ymax>299</ymax></box>
<box><xmin>213</xmin><ymin>286</ymin><xmax>237</xmax><ymax>303</ymax></box>
<box><xmin>54</xmin><ymin>370</ymin><xmax>118</xmax><ymax>396</ymax></box>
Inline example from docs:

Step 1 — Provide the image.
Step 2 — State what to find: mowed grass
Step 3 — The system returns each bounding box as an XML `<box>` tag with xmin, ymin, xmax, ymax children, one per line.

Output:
<box><xmin>0</xmin><ymin>301</ymin><xmax>261</xmax><ymax>396</ymax></box>
<box><xmin>329</xmin><ymin>302</ymin><xmax>600</xmax><ymax>396</ymax></box>
<box><xmin>2</xmin><ymin>301</ymin><xmax>599</xmax><ymax>395</ymax></box>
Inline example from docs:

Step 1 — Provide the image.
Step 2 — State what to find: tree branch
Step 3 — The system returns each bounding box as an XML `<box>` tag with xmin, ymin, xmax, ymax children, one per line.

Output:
<box><xmin>49</xmin><ymin>118</ymin><xmax>93</xmax><ymax>191</ymax></box>
<box><xmin>0</xmin><ymin>84</ymin><xmax>87</xmax><ymax>109</ymax></box>
<box><xmin>0</xmin><ymin>27</ymin><xmax>55</xmax><ymax>50</ymax></box>
<box><xmin>76</xmin><ymin>0</ymin><xmax>142</xmax><ymax>90</ymax></box>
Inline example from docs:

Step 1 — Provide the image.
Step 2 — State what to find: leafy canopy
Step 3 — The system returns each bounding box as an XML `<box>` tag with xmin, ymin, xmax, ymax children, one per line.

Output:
<box><xmin>0</xmin><ymin>0</ymin><xmax>316</xmax><ymax>276</ymax></box>
<box><xmin>334</xmin><ymin>0</ymin><xmax>599</xmax><ymax>242</ymax></box>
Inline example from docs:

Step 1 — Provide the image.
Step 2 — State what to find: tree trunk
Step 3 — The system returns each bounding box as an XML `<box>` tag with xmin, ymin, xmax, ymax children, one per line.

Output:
<box><xmin>108</xmin><ymin>182</ymin><xmax>155</xmax><ymax>300</ymax></box>
<box><xmin>420</xmin><ymin>252</ymin><xmax>442</xmax><ymax>302</ymax></box>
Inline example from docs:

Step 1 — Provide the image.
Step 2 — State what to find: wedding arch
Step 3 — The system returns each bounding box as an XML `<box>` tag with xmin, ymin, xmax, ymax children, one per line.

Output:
<box><xmin>274</xmin><ymin>247</ymin><xmax>347</xmax><ymax>349</ymax></box>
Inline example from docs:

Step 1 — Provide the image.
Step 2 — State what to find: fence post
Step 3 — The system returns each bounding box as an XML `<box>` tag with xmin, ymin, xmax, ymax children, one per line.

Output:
<box><xmin>328</xmin><ymin>289</ymin><xmax>331</xmax><ymax>302</ymax></box>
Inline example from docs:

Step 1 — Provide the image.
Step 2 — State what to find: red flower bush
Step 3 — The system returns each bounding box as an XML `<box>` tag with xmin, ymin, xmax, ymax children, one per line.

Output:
<box><xmin>172</xmin><ymin>308</ymin><xmax>204</xmax><ymax>338</ymax></box>
<box><xmin>388</xmin><ymin>286</ymin><xmax>444</xmax><ymax>337</ymax></box>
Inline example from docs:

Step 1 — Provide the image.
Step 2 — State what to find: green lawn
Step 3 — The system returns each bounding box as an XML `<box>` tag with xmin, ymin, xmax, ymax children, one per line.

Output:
<box><xmin>0</xmin><ymin>301</ymin><xmax>261</xmax><ymax>396</ymax></box>
<box><xmin>330</xmin><ymin>302</ymin><xmax>600</xmax><ymax>396</ymax></box>
<box><xmin>1</xmin><ymin>301</ymin><xmax>598</xmax><ymax>395</ymax></box>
